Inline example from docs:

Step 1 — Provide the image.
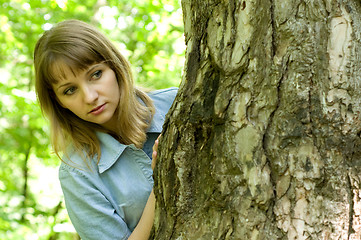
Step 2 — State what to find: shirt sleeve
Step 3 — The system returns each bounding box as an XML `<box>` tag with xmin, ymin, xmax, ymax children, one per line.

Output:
<box><xmin>59</xmin><ymin>165</ymin><xmax>131</xmax><ymax>240</ymax></box>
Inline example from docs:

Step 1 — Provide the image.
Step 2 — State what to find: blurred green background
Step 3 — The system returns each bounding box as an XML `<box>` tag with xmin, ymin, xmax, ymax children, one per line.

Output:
<box><xmin>0</xmin><ymin>0</ymin><xmax>184</xmax><ymax>239</ymax></box>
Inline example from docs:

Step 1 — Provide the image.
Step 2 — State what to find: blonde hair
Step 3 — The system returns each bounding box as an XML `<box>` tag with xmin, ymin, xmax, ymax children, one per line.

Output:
<box><xmin>34</xmin><ymin>19</ymin><xmax>155</xmax><ymax>163</ymax></box>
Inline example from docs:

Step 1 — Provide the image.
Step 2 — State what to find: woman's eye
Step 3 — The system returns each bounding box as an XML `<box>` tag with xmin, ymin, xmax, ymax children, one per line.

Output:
<box><xmin>92</xmin><ymin>70</ymin><xmax>102</xmax><ymax>79</ymax></box>
<box><xmin>63</xmin><ymin>86</ymin><xmax>76</xmax><ymax>95</ymax></box>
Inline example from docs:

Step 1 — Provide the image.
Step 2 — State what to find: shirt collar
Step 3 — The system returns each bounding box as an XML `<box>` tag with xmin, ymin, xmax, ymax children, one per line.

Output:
<box><xmin>96</xmin><ymin>109</ymin><xmax>162</xmax><ymax>173</ymax></box>
<box><xmin>95</xmin><ymin>132</ymin><xmax>125</xmax><ymax>173</ymax></box>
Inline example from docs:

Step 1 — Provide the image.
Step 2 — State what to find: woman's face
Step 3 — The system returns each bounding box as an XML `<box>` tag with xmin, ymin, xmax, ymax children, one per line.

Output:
<box><xmin>52</xmin><ymin>62</ymin><xmax>120</xmax><ymax>132</ymax></box>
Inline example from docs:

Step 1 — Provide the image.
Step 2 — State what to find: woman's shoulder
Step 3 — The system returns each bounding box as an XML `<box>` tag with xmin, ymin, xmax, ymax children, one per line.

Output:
<box><xmin>148</xmin><ymin>87</ymin><xmax>178</xmax><ymax>112</ymax></box>
<box><xmin>148</xmin><ymin>87</ymin><xmax>178</xmax><ymax>102</ymax></box>
<box><xmin>146</xmin><ymin>88</ymin><xmax>178</xmax><ymax>133</ymax></box>
<box><xmin>58</xmin><ymin>149</ymin><xmax>97</xmax><ymax>178</ymax></box>
<box><xmin>148</xmin><ymin>87</ymin><xmax>178</xmax><ymax>96</ymax></box>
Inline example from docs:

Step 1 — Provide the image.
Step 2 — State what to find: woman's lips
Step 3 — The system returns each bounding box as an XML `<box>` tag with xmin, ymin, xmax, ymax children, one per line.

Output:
<box><xmin>89</xmin><ymin>103</ymin><xmax>106</xmax><ymax>115</ymax></box>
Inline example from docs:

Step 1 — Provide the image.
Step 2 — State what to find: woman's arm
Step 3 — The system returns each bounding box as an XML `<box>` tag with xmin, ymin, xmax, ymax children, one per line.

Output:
<box><xmin>128</xmin><ymin>137</ymin><xmax>159</xmax><ymax>240</ymax></box>
<box><xmin>128</xmin><ymin>190</ymin><xmax>155</xmax><ymax>240</ymax></box>
<box><xmin>59</xmin><ymin>167</ymin><xmax>132</xmax><ymax>240</ymax></box>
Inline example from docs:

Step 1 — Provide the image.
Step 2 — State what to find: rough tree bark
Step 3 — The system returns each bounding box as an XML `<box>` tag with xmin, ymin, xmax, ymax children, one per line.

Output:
<box><xmin>154</xmin><ymin>0</ymin><xmax>361</xmax><ymax>239</ymax></box>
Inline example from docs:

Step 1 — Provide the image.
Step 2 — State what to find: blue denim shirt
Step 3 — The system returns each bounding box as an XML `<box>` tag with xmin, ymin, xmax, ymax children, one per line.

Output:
<box><xmin>59</xmin><ymin>88</ymin><xmax>177</xmax><ymax>240</ymax></box>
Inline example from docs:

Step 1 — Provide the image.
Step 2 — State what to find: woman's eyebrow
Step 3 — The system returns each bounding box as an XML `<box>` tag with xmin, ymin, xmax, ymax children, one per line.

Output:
<box><xmin>85</xmin><ymin>64</ymin><xmax>102</xmax><ymax>75</ymax></box>
<box><xmin>57</xmin><ymin>82</ymin><xmax>72</xmax><ymax>91</ymax></box>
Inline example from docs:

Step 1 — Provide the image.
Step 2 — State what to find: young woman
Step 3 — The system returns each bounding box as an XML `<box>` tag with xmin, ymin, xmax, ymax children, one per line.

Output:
<box><xmin>34</xmin><ymin>19</ymin><xmax>177</xmax><ymax>240</ymax></box>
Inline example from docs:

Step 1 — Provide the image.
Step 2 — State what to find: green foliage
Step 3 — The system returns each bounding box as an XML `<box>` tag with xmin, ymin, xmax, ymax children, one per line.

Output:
<box><xmin>0</xmin><ymin>0</ymin><xmax>184</xmax><ymax>239</ymax></box>
<box><xmin>105</xmin><ymin>0</ymin><xmax>184</xmax><ymax>89</ymax></box>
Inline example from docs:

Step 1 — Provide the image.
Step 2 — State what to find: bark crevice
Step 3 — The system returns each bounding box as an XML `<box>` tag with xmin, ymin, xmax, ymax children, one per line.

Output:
<box><xmin>270</xmin><ymin>0</ymin><xmax>276</xmax><ymax>58</ymax></box>
<box><xmin>347</xmin><ymin>173</ymin><xmax>355</xmax><ymax>239</ymax></box>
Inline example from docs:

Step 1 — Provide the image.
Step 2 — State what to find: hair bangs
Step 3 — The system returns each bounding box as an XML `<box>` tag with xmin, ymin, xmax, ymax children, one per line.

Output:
<box><xmin>44</xmin><ymin>44</ymin><xmax>104</xmax><ymax>85</ymax></box>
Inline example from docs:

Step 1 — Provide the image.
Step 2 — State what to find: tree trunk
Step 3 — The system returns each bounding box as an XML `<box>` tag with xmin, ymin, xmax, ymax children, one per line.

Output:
<box><xmin>154</xmin><ymin>0</ymin><xmax>361</xmax><ymax>239</ymax></box>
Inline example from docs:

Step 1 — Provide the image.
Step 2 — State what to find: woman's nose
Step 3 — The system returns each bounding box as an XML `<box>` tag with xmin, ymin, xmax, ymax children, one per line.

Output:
<box><xmin>82</xmin><ymin>85</ymin><xmax>98</xmax><ymax>104</ymax></box>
